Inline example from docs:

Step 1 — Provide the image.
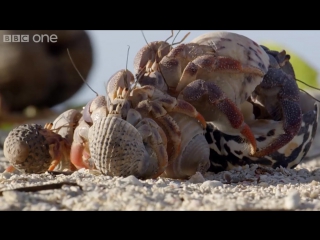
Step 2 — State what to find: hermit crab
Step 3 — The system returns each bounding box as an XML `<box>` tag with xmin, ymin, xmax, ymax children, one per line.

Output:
<box><xmin>3</xmin><ymin>109</ymin><xmax>81</xmax><ymax>173</ymax></box>
<box><xmin>135</xmin><ymin>31</ymin><xmax>269</xmax><ymax>158</ymax></box>
<box><xmin>134</xmin><ymin>31</ymin><xmax>303</xmax><ymax>161</ymax></box>
<box><xmin>69</xmin><ymin>69</ymin><xmax>210</xmax><ymax>179</ymax></box>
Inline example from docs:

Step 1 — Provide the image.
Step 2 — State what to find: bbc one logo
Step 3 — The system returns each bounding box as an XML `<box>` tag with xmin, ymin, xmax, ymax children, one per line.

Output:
<box><xmin>3</xmin><ymin>34</ymin><xmax>58</xmax><ymax>43</ymax></box>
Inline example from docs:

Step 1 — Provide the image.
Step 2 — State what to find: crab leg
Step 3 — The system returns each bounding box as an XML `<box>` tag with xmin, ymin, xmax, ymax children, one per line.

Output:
<box><xmin>132</xmin><ymin>87</ymin><xmax>207</xmax><ymax>162</ymax></box>
<box><xmin>132</xmin><ymin>86</ymin><xmax>206</xmax><ymax>128</ymax></box>
<box><xmin>39</xmin><ymin>129</ymin><xmax>65</xmax><ymax>171</ymax></box>
<box><xmin>135</xmin><ymin>118</ymin><xmax>168</xmax><ymax>178</ymax></box>
<box><xmin>176</xmin><ymin>55</ymin><xmax>265</xmax><ymax>94</ymax></box>
<box><xmin>4</xmin><ymin>165</ymin><xmax>16</xmax><ymax>173</ymax></box>
<box><xmin>70</xmin><ymin>120</ymin><xmax>91</xmax><ymax>169</ymax></box>
<box><xmin>182</xmin><ymin>79</ymin><xmax>257</xmax><ymax>155</ymax></box>
<box><xmin>251</xmin><ymin>68</ymin><xmax>302</xmax><ymax>157</ymax></box>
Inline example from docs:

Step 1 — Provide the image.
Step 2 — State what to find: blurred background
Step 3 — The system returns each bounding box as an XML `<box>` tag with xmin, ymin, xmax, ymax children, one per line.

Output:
<box><xmin>1</xmin><ymin>30</ymin><xmax>320</xmax><ymax>127</ymax></box>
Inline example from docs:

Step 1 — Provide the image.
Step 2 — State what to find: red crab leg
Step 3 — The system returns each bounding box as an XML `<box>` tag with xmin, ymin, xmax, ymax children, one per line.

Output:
<box><xmin>251</xmin><ymin>68</ymin><xmax>302</xmax><ymax>158</ymax></box>
<box><xmin>182</xmin><ymin>79</ymin><xmax>257</xmax><ymax>155</ymax></box>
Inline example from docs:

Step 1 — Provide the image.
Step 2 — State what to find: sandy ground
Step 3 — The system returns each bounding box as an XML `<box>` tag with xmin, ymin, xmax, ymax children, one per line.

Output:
<box><xmin>1</xmin><ymin>145</ymin><xmax>320</xmax><ymax>211</ymax></box>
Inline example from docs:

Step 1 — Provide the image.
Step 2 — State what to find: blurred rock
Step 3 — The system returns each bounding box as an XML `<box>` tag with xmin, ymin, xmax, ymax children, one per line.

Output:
<box><xmin>0</xmin><ymin>30</ymin><xmax>93</xmax><ymax>113</ymax></box>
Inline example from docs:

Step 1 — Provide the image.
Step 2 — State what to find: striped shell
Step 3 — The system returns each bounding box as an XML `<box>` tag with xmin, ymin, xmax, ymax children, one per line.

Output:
<box><xmin>205</xmin><ymin>92</ymin><xmax>318</xmax><ymax>172</ymax></box>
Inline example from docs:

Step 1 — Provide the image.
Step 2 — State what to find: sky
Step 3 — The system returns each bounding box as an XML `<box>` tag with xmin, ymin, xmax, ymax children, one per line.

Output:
<box><xmin>55</xmin><ymin>30</ymin><xmax>320</xmax><ymax>110</ymax></box>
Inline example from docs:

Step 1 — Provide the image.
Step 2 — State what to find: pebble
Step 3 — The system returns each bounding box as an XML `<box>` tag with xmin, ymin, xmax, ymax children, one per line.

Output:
<box><xmin>2</xmin><ymin>190</ymin><xmax>24</xmax><ymax>202</ymax></box>
<box><xmin>284</xmin><ymin>190</ymin><xmax>301</xmax><ymax>210</ymax></box>
<box><xmin>310</xmin><ymin>191</ymin><xmax>319</xmax><ymax>199</ymax></box>
<box><xmin>121</xmin><ymin>175</ymin><xmax>143</xmax><ymax>186</ymax></box>
<box><xmin>188</xmin><ymin>172</ymin><xmax>205</xmax><ymax>183</ymax></box>
<box><xmin>200</xmin><ymin>180</ymin><xmax>223</xmax><ymax>192</ymax></box>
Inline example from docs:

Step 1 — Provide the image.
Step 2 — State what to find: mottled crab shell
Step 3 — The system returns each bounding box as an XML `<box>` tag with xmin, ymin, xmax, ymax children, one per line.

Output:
<box><xmin>205</xmin><ymin>93</ymin><xmax>318</xmax><ymax>173</ymax></box>
<box><xmin>89</xmin><ymin>116</ymin><xmax>160</xmax><ymax>179</ymax></box>
<box><xmin>3</xmin><ymin>124</ymin><xmax>52</xmax><ymax>174</ymax></box>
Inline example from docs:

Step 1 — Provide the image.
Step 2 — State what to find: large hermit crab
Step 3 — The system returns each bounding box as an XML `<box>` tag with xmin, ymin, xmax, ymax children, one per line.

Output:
<box><xmin>134</xmin><ymin>31</ymin><xmax>303</xmax><ymax>161</ymax></box>
<box><xmin>202</xmin><ymin>45</ymin><xmax>318</xmax><ymax>171</ymax></box>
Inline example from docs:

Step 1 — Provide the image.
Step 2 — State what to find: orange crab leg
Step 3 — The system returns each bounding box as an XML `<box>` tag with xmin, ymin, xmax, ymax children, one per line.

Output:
<box><xmin>153</xmin><ymin>115</ymin><xmax>182</xmax><ymax>164</ymax></box>
<box><xmin>70</xmin><ymin>142</ymin><xmax>91</xmax><ymax>170</ymax></box>
<box><xmin>4</xmin><ymin>165</ymin><xmax>16</xmax><ymax>173</ymax></box>
<box><xmin>172</xmin><ymin>100</ymin><xmax>206</xmax><ymax>129</ymax></box>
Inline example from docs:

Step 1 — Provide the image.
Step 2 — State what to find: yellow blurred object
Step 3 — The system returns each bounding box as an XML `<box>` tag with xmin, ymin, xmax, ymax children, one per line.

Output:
<box><xmin>261</xmin><ymin>42</ymin><xmax>319</xmax><ymax>90</ymax></box>
<box><xmin>23</xmin><ymin>106</ymin><xmax>37</xmax><ymax>118</ymax></box>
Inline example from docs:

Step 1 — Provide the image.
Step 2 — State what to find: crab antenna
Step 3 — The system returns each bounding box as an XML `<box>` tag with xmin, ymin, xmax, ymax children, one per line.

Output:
<box><xmin>171</xmin><ymin>30</ymin><xmax>181</xmax><ymax>45</ymax></box>
<box><xmin>296</xmin><ymin>78</ymin><xmax>320</xmax><ymax>91</ymax></box>
<box><xmin>165</xmin><ymin>30</ymin><xmax>174</xmax><ymax>43</ymax></box>
<box><xmin>126</xmin><ymin>45</ymin><xmax>130</xmax><ymax>73</ymax></box>
<box><xmin>67</xmin><ymin>48</ymin><xmax>98</xmax><ymax>97</ymax></box>
<box><xmin>299</xmin><ymin>88</ymin><xmax>320</xmax><ymax>103</ymax></box>
<box><xmin>141</xmin><ymin>31</ymin><xmax>150</xmax><ymax>47</ymax></box>
<box><xmin>124</xmin><ymin>45</ymin><xmax>130</xmax><ymax>90</ymax></box>
<box><xmin>172</xmin><ymin>31</ymin><xmax>190</xmax><ymax>46</ymax></box>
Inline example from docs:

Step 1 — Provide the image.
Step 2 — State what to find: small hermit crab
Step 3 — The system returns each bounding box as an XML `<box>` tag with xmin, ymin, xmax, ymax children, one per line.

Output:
<box><xmin>71</xmin><ymin>69</ymin><xmax>210</xmax><ymax>179</ymax></box>
<box><xmin>3</xmin><ymin>109</ymin><xmax>82</xmax><ymax>173</ymax></box>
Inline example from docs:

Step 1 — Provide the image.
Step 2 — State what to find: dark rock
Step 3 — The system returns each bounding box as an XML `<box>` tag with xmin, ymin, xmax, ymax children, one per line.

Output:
<box><xmin>0</xmin><ymin>30</ymin><xmax>93</xmax><ymax>112</ymax></box>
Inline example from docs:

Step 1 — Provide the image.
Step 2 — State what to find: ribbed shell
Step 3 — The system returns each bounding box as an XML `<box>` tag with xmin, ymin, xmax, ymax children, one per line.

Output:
<box><xmin>162</xmin><ymin>113</ymin><xmax>210</xmax><ymax>179</ymax></box>
<box><xmin>3</xmin><ymin>124</ymin><xmax>52</xmax><ymax>173</ymax></box>
<box><xmin>89</xmin><ymin>116</ymin><xmax>158</xmax><ymax>178</ymax></box>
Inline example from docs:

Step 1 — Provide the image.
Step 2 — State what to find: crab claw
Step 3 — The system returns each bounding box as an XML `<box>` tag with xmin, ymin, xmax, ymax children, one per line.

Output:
<box><xmin>70</xmin><ymin>119</ymin><xmax>91</xmax><ymax>169</ymax></box>
<box><xmin>251</xmin><ymin>68</ymin><xmax>302</xmax><ymax>158</ymax></box>
<box><xmin>181</xmin><ymin>79</ymin><xmax>257</xmax><ymax>155</ymax></box>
